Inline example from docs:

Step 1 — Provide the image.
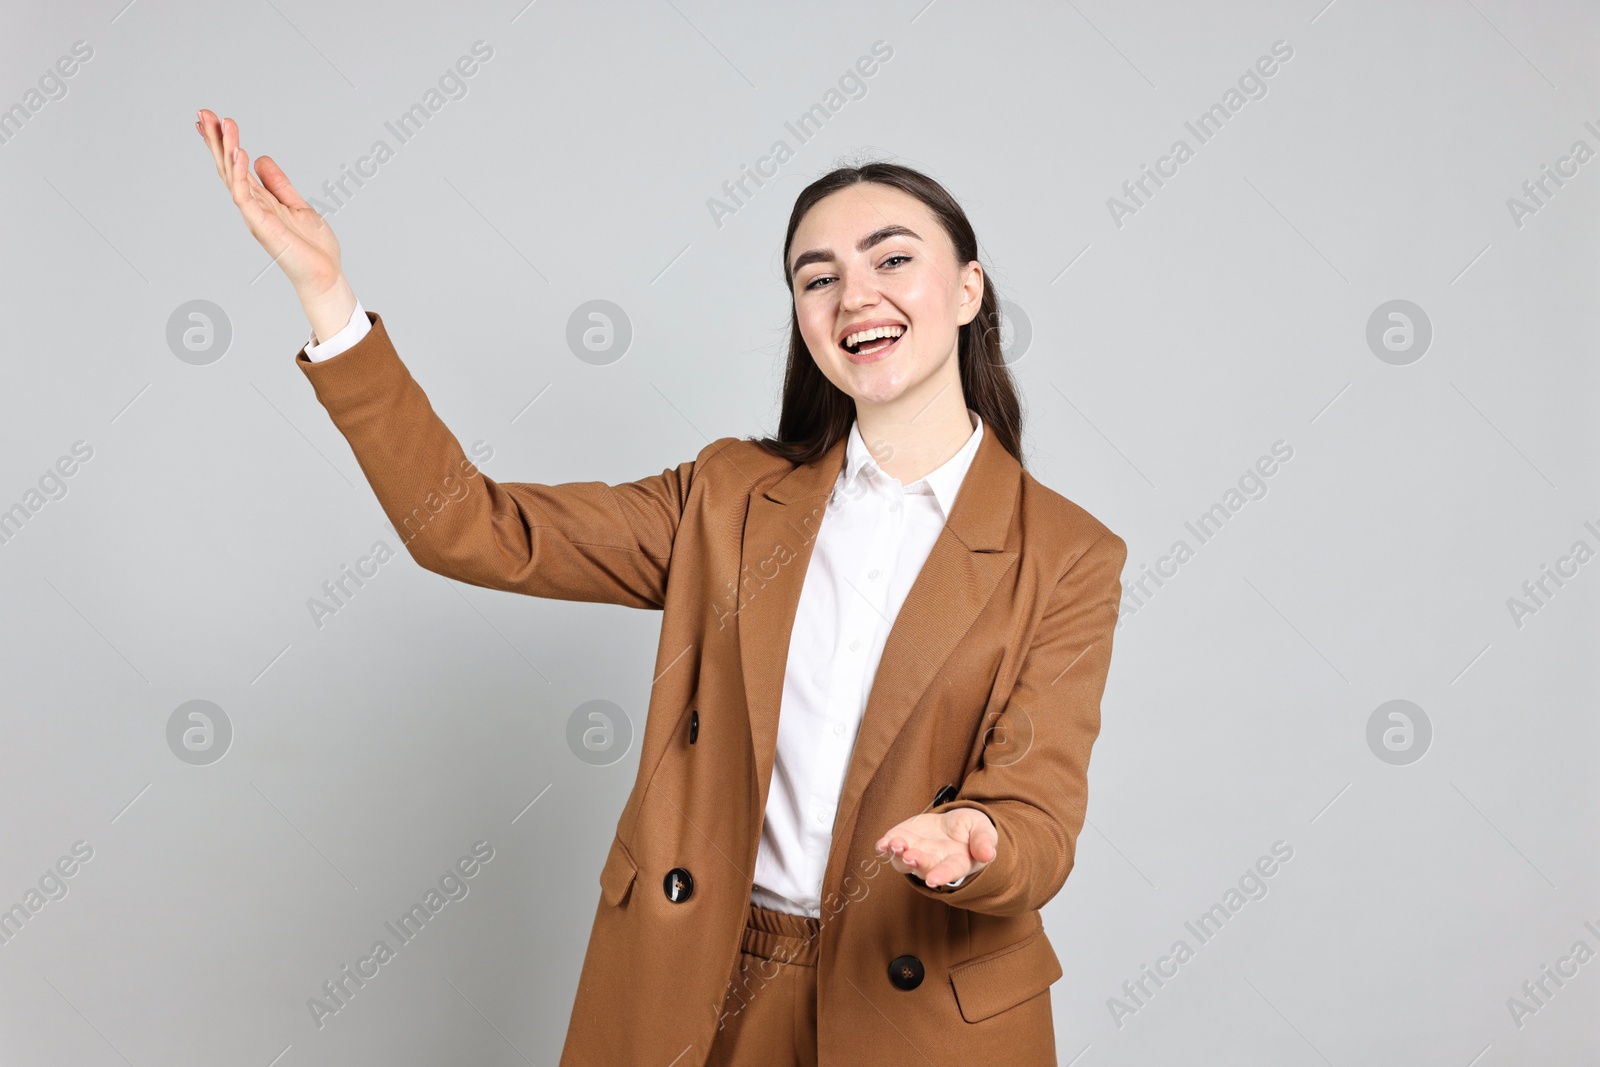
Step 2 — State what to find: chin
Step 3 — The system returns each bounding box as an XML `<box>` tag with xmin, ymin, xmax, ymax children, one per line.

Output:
<box><xmin>840</xmin><ymin>367</ymin><xmax>914</xmax><ymax>407</ymax></box>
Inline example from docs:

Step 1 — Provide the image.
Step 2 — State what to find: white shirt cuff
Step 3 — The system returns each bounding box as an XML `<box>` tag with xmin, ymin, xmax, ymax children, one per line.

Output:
<box><xmin>303</xmin><ymin>299</ymin><xmax>369</xmax><ymax>362</ymax></box>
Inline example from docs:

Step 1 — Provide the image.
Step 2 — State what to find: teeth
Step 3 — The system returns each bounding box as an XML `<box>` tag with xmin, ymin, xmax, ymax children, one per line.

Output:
<box><xmin>844</xmin><ymin>325</ymin><xmax>905</xmax><ymax>349</ymax></box>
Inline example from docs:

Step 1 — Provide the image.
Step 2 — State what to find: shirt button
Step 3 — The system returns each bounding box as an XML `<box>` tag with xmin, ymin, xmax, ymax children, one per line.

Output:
<box><xmin>833</xmin><ymin>722</ymin><xmax>844</xmax><ymax>735</ymax></box>
<box><xmin>816</xmin><ymin>809</ymin><xmax>828</xmax><ymax>823</ymax></box>
<box><xmin>888</xmin><ymin>501</ymin><xmax>901</xmax><ymax>512</ymax></box>
<box><xmin>868</xmin><ymin>568</ymin><xmax>881</xmax><ymax>579</ymax></box>
<box><xmin>849</xmin><ymin>638</ymin><xmax>862</xmax><ymax>652</ymax></box>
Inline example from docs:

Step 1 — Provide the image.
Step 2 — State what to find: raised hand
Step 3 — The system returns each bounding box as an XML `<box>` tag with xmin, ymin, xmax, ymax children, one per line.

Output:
<box><xmin>875</xmin><ymin>807</ymin><xmax>998</xmax><ymax>889</ymax></box>
<box><xmin>195</xmin><ymin>109</ymin><xmax>356</xmax><ymax>342</ymax></box>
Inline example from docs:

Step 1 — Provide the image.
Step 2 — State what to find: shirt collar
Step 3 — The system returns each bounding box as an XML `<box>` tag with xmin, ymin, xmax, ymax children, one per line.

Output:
<box><xmin>841</xmin><ymin>409</ymin><xmax>984</xmax><ymax>517</ymax></box>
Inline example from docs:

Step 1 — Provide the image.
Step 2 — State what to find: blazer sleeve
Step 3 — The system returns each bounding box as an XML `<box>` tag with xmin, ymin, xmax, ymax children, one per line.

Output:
<box><xmin>295</xmin><ymin>310</ymin><xmax>698</xmax><ymax>609</ymax></box>
<box><xmin>906</xmin><ymin>529</ymin><xmax>1128</xmax><ymax>916</ymax></box>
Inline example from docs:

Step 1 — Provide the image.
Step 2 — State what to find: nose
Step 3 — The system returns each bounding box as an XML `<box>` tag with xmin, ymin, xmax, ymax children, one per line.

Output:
<box><xmin>838</xmin><ymin>263</ymin><xmax>879</xmax><ymax>312</ymax></box>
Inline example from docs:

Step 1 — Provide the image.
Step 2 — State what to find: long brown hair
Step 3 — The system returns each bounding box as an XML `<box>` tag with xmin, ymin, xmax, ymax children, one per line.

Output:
<box><xmin>750</xmin><ymin>162</ymin><xmax>1024</xmax><ymax>468</ymax></box>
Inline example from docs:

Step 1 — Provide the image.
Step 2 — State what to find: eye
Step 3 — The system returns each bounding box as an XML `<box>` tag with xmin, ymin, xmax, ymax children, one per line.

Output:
<box><xmin>800</xmin><ymin>254</ymin><xmax>910</xmax><ymax>292</ymax></box>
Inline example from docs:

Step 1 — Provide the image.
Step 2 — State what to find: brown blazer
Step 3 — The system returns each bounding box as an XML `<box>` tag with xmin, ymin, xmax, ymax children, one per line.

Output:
<box><xmin>296</xmin><ymin>312</ymin><xmax>1127</xmax><ymax>1066</ymax></box>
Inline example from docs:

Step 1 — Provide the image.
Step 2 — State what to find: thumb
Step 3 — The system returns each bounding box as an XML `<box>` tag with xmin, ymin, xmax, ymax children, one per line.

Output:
<box><xmin>254</xmin><ymin>154</ymin><xmax>313</xmax><ymax>213</ymax></box>
<box><xmin>965</xmin><ymin>812</ymin><xmax>998</xmax><ymax>863</ymax></box>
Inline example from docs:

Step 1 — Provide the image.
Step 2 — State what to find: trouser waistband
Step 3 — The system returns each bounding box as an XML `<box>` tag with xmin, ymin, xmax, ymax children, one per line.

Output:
<box><xmin>741</xmin><ymin>901</ymin><xmax>821</xmax><ymax>967</ymax></box>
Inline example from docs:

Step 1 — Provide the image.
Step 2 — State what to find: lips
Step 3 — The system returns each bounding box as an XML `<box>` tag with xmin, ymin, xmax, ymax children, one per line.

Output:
<box><xmin>838</xmin><ymin>322</ymin><xmax>907</xmax><ymax>364</ymax></box>
<box><xmin>838</xmin><ymin>320</ymin><xmax>906</xmax><ymax>350</ymax></box>
<box><xmin>843</xmin><ymin>330</ymin><xmax>903</xmax><ymax>364</ymax></box>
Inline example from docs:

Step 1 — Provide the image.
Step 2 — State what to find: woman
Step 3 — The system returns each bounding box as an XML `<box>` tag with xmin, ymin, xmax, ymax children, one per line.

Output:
<box><xmin>197</xmin><ymin>110</ymin><xmax>1127</xmax><ymax>1066</ymax></box>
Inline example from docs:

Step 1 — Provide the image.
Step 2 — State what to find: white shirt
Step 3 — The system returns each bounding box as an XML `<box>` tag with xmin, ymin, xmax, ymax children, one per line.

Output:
<box><xmin>302</xmin><ymin>300</ymin><xmax>373</xmax><ymax>361</ymax></box>
<box><xmin>750</xmin><ymin>409</ymin><xmax>983</xmax><ymax>914</ymax></box>
<box><xmin>303</xmin><ymin>305</ymin><xmax>984</xmax><ymax>916</ymax></box>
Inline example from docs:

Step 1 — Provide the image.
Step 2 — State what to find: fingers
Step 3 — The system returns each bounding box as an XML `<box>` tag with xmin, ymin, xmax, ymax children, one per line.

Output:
<box><xmin>220</xmin><ymin>114</ymin><xmax>238</xmax><ymax>185</ymax></box>
<box><xmin>199</xmin><ymin>114</ymin><xmax>277</xmax><ymax>209</ymax></box>
<box><xmin>876</xmin><ymin>820</ymin><xmax>952</xmax><ymax>868</ymax></box>
<box><xmin>877</xmin><ymin>810</ymin><xmax>997</xmax><ymax>887</ymax></box>
<box><xmin>229</xmin><ymin>142</ymin><xmax>255</xmax><ymax>210</ymax></box>
<box><xmin>224</xmin><ymin>146</ymin><xmax>291</xmax><ymax>250</ymax></box>
<box><xmin>878</xmin><ymin>835</ymin><xmax>954</xmax><ymax>883</ymax></box>
<box><xmin>196</xmin><ymin>109</ymin><xmax>225</xmax><ymax>174</ymax></box>
<box><xmin>197</xmin><ymin>110</ymin><xmax>244</xmax><ymax>198</ymax></box>
<box><xmin>897</xmin><ymin>841</ymin><xmax>960</xmax><ymax>887</ymax></box>
<box><xmin>253</xmin><ymin>154</ymin><xmax>309</xmax><ymax>211</ymax></box>
<box><xmin>875</xmin><ymin>834</ymin><xmax>915</xmax><ymax>869</ymax></box>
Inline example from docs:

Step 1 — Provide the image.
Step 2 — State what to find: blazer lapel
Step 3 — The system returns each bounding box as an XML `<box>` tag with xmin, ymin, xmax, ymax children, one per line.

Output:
<box><xmin>738</xmin><ymin>436</ymin><xmax>848</xmax><ymax>821</ymax></box>
<box><xmin>737</xmin><ymin>427</ymin><xmax>1023</xmax><ymax>890</ymax></box>
<box><xmin>824</xmin><ymin>427</ymin><xmax>1020</xmax><ymax>895</ymax></box>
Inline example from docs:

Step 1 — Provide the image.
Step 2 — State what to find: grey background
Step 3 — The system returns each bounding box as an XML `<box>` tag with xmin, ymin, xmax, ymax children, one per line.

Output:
<box><xmin>1</xmin><ymin>0</ymin><xmax>1596</xmax><ymax>1064</ymax></box>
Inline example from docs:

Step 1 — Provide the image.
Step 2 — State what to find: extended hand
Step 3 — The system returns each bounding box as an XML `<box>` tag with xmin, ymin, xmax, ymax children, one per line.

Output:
<box><xmin>195</xmin><ymin>109</ymin><xmax>353</xmax><ymax>328</ymax></box>
<box><xmin>875</xmin><ymin>808</ymin><xmax>997</xmax><ymax>889</ymax></box>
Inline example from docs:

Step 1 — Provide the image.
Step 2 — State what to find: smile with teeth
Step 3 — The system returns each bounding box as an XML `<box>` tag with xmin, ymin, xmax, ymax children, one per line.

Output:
<box><xmin>842</xmin><ymin>325</ymin><xmax>905</xmax><ymax>355</ymax></box>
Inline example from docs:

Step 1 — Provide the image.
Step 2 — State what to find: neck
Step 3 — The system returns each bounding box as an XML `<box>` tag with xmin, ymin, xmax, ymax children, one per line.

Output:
<box><xmin>853</xmin><ymin>369</ymin><xmax>975</xmax><ymax>485</ymax></box>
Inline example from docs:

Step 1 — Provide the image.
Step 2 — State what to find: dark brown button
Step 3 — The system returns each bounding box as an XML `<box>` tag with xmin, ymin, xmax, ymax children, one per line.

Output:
<box><xmin>664</xmin><ymin>867</ymin><xmax>694</xmax><ymax>903</ymax></box>
<box><xmin>933</xmin><ymin>784</ymin><xmax>957</xmax><ymax>807</ymax></box>
<box><xmin>689</xmin><ymin>709</ymin><xmax>698</xmax><ymax>744</ymax></box>
<box><xmin>888</xmin><ymin>954</ymin><xmax>924</xmax><ymax>990</ymax></box>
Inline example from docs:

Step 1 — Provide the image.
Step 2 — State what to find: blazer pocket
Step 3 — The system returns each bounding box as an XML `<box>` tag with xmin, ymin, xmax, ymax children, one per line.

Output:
<box><xmin>598</xmin><ymin>836</ymin><xmax>638</xmax><ymax>908</ymax></box>
<box><xmin>948</xmin><ymin>930</ymin><xmax>1064</xmax><ymax>1023</ymax></box>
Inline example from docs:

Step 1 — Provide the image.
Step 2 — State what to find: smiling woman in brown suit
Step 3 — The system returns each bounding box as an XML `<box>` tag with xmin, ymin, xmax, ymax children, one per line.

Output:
<box><xmin>198</xmin><ymin>109</ymin><xmax>1127</xmax><ymax>1066</ymax></box>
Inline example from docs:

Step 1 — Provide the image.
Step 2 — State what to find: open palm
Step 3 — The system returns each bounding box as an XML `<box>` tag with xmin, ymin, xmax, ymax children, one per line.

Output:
<box><xmin>196</xmin><ymin>109</ymin><xmax>343</xmax><ymax>302</ymax></box>
<box><xmin>875</xmin><ymin>807</ymin><xmax>998</xmax><ymax>889</ymax></box>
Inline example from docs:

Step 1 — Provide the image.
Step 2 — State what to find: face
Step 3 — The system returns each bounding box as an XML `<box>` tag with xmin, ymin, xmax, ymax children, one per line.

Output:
<box><xmin>788</xmin><ymin>183</ymin><xmax>983</xmax><ymax>411</ymax></box>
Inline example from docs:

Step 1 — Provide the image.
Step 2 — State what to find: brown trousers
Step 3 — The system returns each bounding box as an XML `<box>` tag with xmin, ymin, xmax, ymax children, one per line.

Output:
<box><xmin>705</xmin><ymin>902</ymin><xmax>821</xmax><ymax>1067</ymax></box>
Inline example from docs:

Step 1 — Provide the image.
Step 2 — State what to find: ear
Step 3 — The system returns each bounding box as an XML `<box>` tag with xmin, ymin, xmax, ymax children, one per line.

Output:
<box><xmin>956</xmin><ymin>260</ymin><xmax>984</xmax><ymax>327</ymax></box>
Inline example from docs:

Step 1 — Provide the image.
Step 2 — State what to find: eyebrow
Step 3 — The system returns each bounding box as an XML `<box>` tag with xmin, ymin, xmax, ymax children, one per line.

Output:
<box><xmin>789</xmin><ymin>224</ymin><xmax>922</xmax><ymax>278</ymax></box>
